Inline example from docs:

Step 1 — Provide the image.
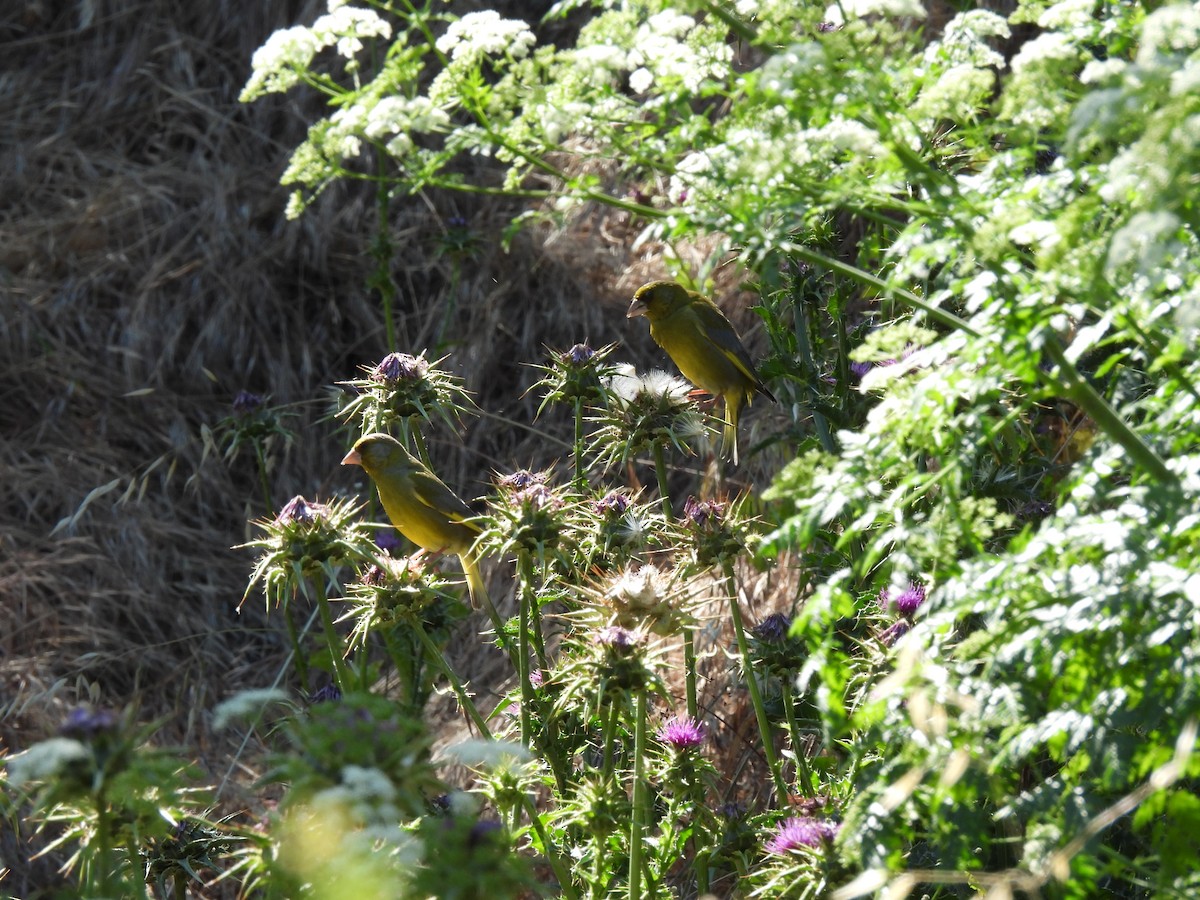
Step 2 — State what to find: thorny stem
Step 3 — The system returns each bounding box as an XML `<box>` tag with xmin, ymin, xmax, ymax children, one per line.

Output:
<box><xmin>652</xmin><ymin>443</ymin><xmax>673</xmax><ymax>522</ymax></box>
<box><xmin>282</xmin><ymin>602</ymin><xmax>310</xmax><ymax>689</ymax></box>
<box><xmin>723</xmin><ymin>561</ymin><xmax>789</xmax><ymax>803</ymax></box>
<box><xmin>629</xmin><ymin>689</ymin><xmax>649</xmax><ymax>900</ymax></box>
<box><xmin>780</xmin><ymin>678</ymin><xmax>815</xmax><ymax>795</ymax></box>
<box><xmin>520</xmin><ymin>794</ymin><xmax>580</xmax><ymax>900</ymax></box>
<box><xmin>413</xmin><ymin>621</ymin><xmax>491</xmax><ymax>737</ymax></box>
<box><xmin>573</xmin><ymin>397</ymin><xmax>586</xmax><ymax>492</ymax></box>
<box><xmin>252</xmin><ymin>440</ymin><xmax>273</xmax><ymax>513</ymax></box>
<box><xmin>313</xmin><ymin>574</ymin><xmax>351</xmax><ymax>691</ymax></box>
<box><xmin>518</xmin><ymin>577</ymin><xmax>533</xmax><ymax>748</ymax></box>
<box><xmin>683</xmin><ymin>629</ymin><xmax>698</xmax><ymax>720</ymax></box>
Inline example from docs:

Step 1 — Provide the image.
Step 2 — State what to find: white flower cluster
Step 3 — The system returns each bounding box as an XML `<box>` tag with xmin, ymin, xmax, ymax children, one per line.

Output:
<box><xmin>627</xmin><ymin>10</ymin><xmax>731</xmax><ymax>94</ymax></box>
<box><xmin>930</xmin><ymin>10</ymin><xmax>1009</xmax><ymax>69</ymax></box>
<box><xmin>668</xmin><ymin>113</ymin><xmax>886</xmax><ymax>212</ymax></box>
<box><xmin>436</xmin><ymin>11</ymin><xmax>535</xmax><ymax>62</ymax></box>
<box><xmin>824</xmin><ymin>0</ymin><xmax>925</xmax><ymax>27</ymax></box>
<box><xmin>241</xmin><ymin>5</ymin><xmax>392</xmax><ymax>99</ymax></box>
<box><xmin>365</xmin><ymin>95</ymin><xmax>451</xmax><ymax>158</ymax></box>
<box><xmin>312</xmin><ymin>5</ymin><xmax>393</xmax><ymax>59</ymax></box>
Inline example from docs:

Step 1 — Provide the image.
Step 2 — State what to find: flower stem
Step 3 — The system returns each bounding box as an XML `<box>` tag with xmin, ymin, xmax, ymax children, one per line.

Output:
<box><xmin>521</xmin><ymin>794</ymin><xmax>580</xmax><ymax>900</ymax></box>
<box><xmin>252</xmin><ymin>440</ymin><xmax>273</xmax><ymax>513</ymax></box>
<box><xmin>573</xmin><ymin>397</ymin><xmax>586</xmax><ymax>492</ymax></box>
<box><xmin>683</xmin><ymin>628</ymin><xmax>698</xmax><ymax>720</ymax></box>
<box><xmin>281</xmin><ymin>601</ymin><xmax>310</xmax><ymax>689</ymax></box>
<box><xmin>723</xmin><ymin>561</ymin><xmax>788</xmax><ymax>803</ymax></box>
<box><xmin>518</xmin><ymin>580</ymin><xmax>533</xmax><ymax>748</ymax></box>
<box><xmin>629</xmin><ymin>689</ymin><xmax>648</xmax><ymax>900</ymax></box>
<box><xmin>313</xmin><ymin>574</ymin><xmax>351</xmax><ymax>691</ymax></box>
<box><xmin>413</xmin><ymin>621</ymin><xmax>491</xmax><ymax>737</ymax></box>
<box><xmin>780</xmin><ymin>678</ymin><xmax>814</xmax><ymax>795</ymax></box>
<box><xmin>652</xmin><ymin>443</ymin><xmax>673</xmax><ymax>522</ymax></box>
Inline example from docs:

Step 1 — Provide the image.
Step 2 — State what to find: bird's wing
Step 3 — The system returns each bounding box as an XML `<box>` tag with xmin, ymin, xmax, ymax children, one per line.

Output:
<box><xmin>688</xmin><ymin>295</ymin><xmax>768</xmax><ymax>389</ymax></box>
<box><xmin>409</xmin><ymin>467</ymin><xmax>480</xmax><ymax>529</ymax></box>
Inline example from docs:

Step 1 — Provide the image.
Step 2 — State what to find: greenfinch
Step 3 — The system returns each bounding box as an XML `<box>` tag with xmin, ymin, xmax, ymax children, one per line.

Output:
<box><xmin>627</xmin><ymin>281</ymin><xmax>775</xmax><ymax>463</ymax></box>
<box><xmin>341</xmin><ymin>432</ymin><xmax>487</xmax><ymax>607</ymax></box>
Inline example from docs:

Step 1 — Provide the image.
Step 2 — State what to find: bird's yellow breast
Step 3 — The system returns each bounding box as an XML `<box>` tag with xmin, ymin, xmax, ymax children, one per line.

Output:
<box><xmin>376</xmin><ymin>482</ymin><xmax>476</xmax><ymax>554</ymax></box>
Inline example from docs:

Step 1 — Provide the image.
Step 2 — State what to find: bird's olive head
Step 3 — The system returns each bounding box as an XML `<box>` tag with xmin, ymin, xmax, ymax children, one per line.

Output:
<box><xmin>627</xmin><ymin>281</ymin><xmax>688</xmax><ymax>321</ymax></box>
<box><xmin>341</xmin><ymin>432</ymin><xmax>411</xmax><ymax>473</ymax></box>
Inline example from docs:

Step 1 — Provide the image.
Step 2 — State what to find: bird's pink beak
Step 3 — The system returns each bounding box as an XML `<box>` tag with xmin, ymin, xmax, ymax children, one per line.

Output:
<box><xmin>627</xmin><ymin>297</ymin><xmax>647</xmax><ymax>318</ymax></box>
<box><xmin>341</xmin><ymin>449</ymin><xmax>362</xmax><ymax>466</ymax></box>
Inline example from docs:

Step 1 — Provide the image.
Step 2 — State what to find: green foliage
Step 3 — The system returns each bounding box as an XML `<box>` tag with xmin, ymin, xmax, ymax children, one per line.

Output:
<box><xmin>10</xmin><ymin>0</ymin><xmax>1200</xmax><ymax>897</ymax></box>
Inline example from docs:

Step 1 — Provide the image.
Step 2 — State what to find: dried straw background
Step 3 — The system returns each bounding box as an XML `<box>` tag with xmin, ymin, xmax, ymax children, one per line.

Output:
<box><xmin>1</xmin><ymin>1</ymin><xmax>789</xmax><ymax>893</ymax></box>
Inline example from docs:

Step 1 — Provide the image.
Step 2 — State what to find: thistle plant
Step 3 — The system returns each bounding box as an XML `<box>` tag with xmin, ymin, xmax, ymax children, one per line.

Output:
<box><xmin>212</xmin><ymin>390</ymin><xmax>295</xmax><ymax>511</ymax></box>
<box><xmin>241</xmin><ymin>494</ymin><xmax>374</xmax><ymax>691</ymax></box>
<box><xmin>4</xmin><ymin>707</ymin><xmax>204</xmax><ymax>899</ymax></box>
<box><xmin>532</xmin><ymin>342</ymin><xmax>622</xmax><ymax>489</ymax></box>
<box><xmin>589</xmin><ymin>368</ymin><xmax>707</xmax><ymax>519</ymax></box>
<box><xmin>337</xmin><ymin>351</ymin><xmax>473</xmax><ymax>461</ymax></box>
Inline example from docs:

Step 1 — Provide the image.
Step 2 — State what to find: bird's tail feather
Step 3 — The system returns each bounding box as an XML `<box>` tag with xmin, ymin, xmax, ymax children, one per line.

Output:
<box><xmin>460</xmin><ymin>552</ymin><xmax>490</xmax><ymax>612</ymax></box>
<box><xmin>723</xmin><ymin>394</ymin><xmax>741</xmax><ymax>465</ymax></box>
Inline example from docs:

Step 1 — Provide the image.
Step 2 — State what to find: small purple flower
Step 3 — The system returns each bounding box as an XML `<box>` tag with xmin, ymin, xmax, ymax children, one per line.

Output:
<box><xmin>373</xmin><ymin>352</ymin><xmax>428</xmax><ymax>384</ymax></box>
<box><xmin>657</xmin><ymin>715</ymin><xmax>706</xmax><ymax>751</ymax></box>
<box><xmin>720</xmin><ymin>802</ymin><xmax>746</xmax><ymax>821</ymax></box>
<box><xmin>879</xmin><ymin>620</ymin><xmax>911</xmax><ymax>645</ymax></box>
<box><xmin>1016</xmin><ymin>499</ymin><xmax>1055</xmax><ymax>521</ymax></box>
<box><xmin>497</xmin><ymin>469</ymin><xmax>547</xmax><ymax>491</ymax></box>
<box><xmin>375</xmin><ymin>529</ymin><xmax>403</xmax><ymax>555</ymax></box>
<box><xmin>597</xmin><ymin>625</ymin><xmax>637</xmax><ymax>653</ymax></box>
<box><xmin>849</xmin><ymin>361</ymin><xmax>873</xmax><ymax>379</ymax></box>
<box><xmin>683</xmin><ymin>495</ymin><xmax>725</xmax><ymax>530</ymax></box>
<box><xmin>60</xmin><ymin>706</ymin><xmax>119</xmax><ymax>739</ymax></box>
<box><xmin>446</xmin><ymin>215</ymin><xmax>469</xmax><ymax>230</ymax></box>
<box><xmin>566</xmin><ymin>343</ymin><xmax>595</xmax><ymax>366</ymax></box>
<box><xmin>594</xmin><ymin>490</ymin><xmax>631</xmax><ymax>517</ymax></box>
<box><xmin>765</xmin><ymin>817</ymin><xmax>840</xmax><ymax>855</ymax></box>
<box><xmin>529</xmin><ymin>669</ymin><xmax>544</xmax><ymax>689</ymax></box>
<box><xmin>309</xmin><ymin>684</ymin><xmax>342</xmax><ymax>704</ymax></box>
<box><xmin>232</xmin><ymin>390</ymin><xmax>263</xmax><ymax>415</ymax></box>
<box><xmin>467</xmin><ymin>819</ymin><xmax>503</xmax><ymax>848</ymax></box>
<box><xmin>276</xmin><ymin>495</ymin><xmax>324</xmax><ymax>526</ymax></box>
<box><xmin>515</xmin><ymin>483</ymin><xmax>557</xmax><ymax>510</ymax></box>
<box><xmin>894</xmin><ymin>582</ymin><xmax>926</xmax><ymax>616</ymax></box>
<box><xmin>752</xmin><ymin>612</ymin><xmax>792</xmax><ymax>644</ymax></box>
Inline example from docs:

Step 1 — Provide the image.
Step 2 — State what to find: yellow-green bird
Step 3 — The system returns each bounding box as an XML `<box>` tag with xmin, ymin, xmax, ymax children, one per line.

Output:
<box><xmin>341</xmin><ymin>432</ymin><xmax>487</xmax><ymax>608</ymax></box>
<box><xmin>627</xmin><ymin>280</ymin><xmax>776</xmax><ymax>463</ymax></box>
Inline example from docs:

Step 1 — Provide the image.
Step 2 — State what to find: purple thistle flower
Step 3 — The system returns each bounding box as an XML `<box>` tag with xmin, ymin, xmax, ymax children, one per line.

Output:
<box><xmin>894</xmin><ymin>582</ymin><xmax>926</xmax><ymax>616</ymax></box>
<box><xmin>752</xmin><ymin>612</ymin><xmax>792</xmax><ymax>644</ymax></box>
<box><xmin>765</xmin><ymin>817</ymin><xmax>840</xmax><ymax>855</ymax></box>
<box><xmin>60</xmin><ymin>706</ymin><xmax>119</xmax><ymax>739</ymax></box>
<box><xmin>232</xmin><ymin>390</ymin><xmax>263</xmax><ymax>415</ymax></box>
<box><xmin>683</xmin><ymin>495</ymin><xmax>725</xmax><ymax>530</ymax></box>
<box><xmin>566</xmin><ymin>343</ymin><xmax>595</xmax><ymax>366</ymax></box>
<box><xmin>497</xmin><ymin>469</ymin><xmax>547</xmax><ymax>491</ymax></box>
<box><xmin>467</xmin><ymin>819</ymin><xmax>503</xmax><ymax>848</ymax></box>
<box><xmin>849</xmin><ymin>361</ymin><xmax>873</xmax><ymax>379</ymax></box>
<box><xmin>879</xmin><ymin>620</ymin><xmax>911</xmax><ymax>645</ymax></box>
<box><xmin>372</xmin><ymin>352</ymin><xmax>428</xmax><ymax>383</ymax></box>
<box><xmin>276</xmin><ymin>495</ymin><xmax>324</xmax><ymax>525</ymax></box>
<box><xmin>515</xmin><ymin>483</ymin><xmax>558</xmax><ymax>510</ymax></box>
<box><xmin>594</xmin><ymin>490</ymin><xmax>632</xmax><ymax>516</ymax></box>
<box><xmin>657</xmin><ymin>715</ymin><xmax>706</xmax><ymax>751</ymax></box>
<box><xmin>529</xmin><ymin>669</ymin><xmax>544</xmax><ymax>689</ymax></box>
<box><xmin>375</xmin><ymin>529</ymin><xmax>403</xmax><ymax>554</ymax></box>
<box><xmin>309</xmin><ymin>684</ymin><xmax>342</xmax><ymax>704</ymax></box>
<box><xmin>596</xmin><ymin>625</ymin><xmax>637</xmax><ymax>653</ymax></box>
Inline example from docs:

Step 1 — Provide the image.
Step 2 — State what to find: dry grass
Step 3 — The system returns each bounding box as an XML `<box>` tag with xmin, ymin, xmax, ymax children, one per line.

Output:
<box><xmin>1</xmin><ymin>2</ymin><xmax>793</xmax><ymax>895</ymax></box>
